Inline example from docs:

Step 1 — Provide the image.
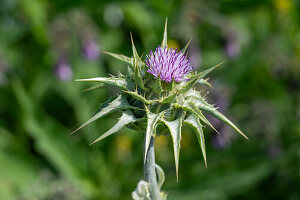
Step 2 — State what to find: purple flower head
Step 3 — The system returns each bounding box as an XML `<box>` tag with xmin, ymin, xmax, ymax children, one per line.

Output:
<box><xmin>145</xmin><ymin>46</ymin><xmax>194</xmax><ymax>83</ymax></box>
<box><xmin>54</xmin><ymin>60</ymin><xmax>73</xmax><ymax>81</ymax></box>
<box><xmin>83</xmin><ymin>39</ymin><xmax>100</xmax><ymax>60</ymax></box>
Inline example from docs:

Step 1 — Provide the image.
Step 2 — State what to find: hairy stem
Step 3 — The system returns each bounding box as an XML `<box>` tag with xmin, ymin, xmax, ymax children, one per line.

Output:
<box><xmin>144</xmin><ymin>136</ymin><xmax>161</xmax><ymax>200</ymax></box>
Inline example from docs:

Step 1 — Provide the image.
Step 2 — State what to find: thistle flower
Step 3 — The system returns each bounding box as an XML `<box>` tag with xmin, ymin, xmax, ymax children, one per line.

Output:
<box><xmin>73</xmin><ymin>19</ymin><xmax>247</xmax><ymax>199</ymax></box>
<box><xmin>82</xmin><ymin>38</ymin><xmax>100</xmax><ymax>60</ymax></box>
<box><xmin>146</xmin><ymin>47</ymin><xmax>193</xmax><ymax>82</ymax></box>
<box><xmin>54</xmin><ymin>59</ymin><xmax>73</xmax><ymax>81</ymax></box>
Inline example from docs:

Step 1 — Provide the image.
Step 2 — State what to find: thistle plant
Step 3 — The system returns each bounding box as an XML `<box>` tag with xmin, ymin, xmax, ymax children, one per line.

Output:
<box><xmin>73</xmin><ymin>19</ymin><xmax>248</xmax><ymax>200</ymax></box>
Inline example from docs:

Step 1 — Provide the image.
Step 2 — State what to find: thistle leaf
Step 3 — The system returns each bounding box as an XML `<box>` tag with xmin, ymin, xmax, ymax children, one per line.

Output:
<box><xmin>161</xmin><ymin>93</ymin><xmax>176</xmax><ymax>104</ymax></box>
<box><xmin>161</xmin><ymin>18</ymin><xmax>168</xmax><ymax>48</ymax></box>
<box><xmin>130</xmin><ymin>33</ymin><xmax>143</xmax><ymax>66</ymax></box>
<box><xmin>82</xmin><ymin>83</ymin><xmax>105</xmax><ymax>92</ymax></box>
<box><xmin>198</xmin><ymin>61</ymin><xmax>225</xmax><ymax>79</ymax></box>
<box><xmin>123</xmin><ymin>90</ymin><xmax>154</xmax><ymax>104</ymax></box>
<box><xmin>184</xmin><ymin>114</ymin><xmax>207</xmax><ymax>167</ymax></box>
<box><xmin>197</xmin><ymin>78</ymin><xmax>212</xmax><ymax>88</ymax></box>
<box><xmin>130</xmin><ymin>33</ymin><xmax>147</xmax><ymax>91</ymax></box>
<box><xmin>180</xmin><ymin>61</ymin><xmax>224</xmax><ymax>93</ymax></box>
<box><xmin>189</xmin><ymin>103</ymin><xmax>219</xmax><ymax>134</ymax></box>
<box><xmin>144</xmin><ymin>106</ymin><xmax>164</xmax><ymax>163</ymax></box>
<box><xmin>152</xmin><ymin>78</ymin><xmax>163</xmax><ymax>94</ymax></box>
<box><xmin>72</xmin><ymin>95</ymin><xmax>138</xmax><ymax>134</ymax></box>
<box><xmin>176</xmin><ymin>102</ymin><xmax>219</xmax><ymax>134</ymax></box>
<box><xmin>134</xmin><ymin>67</ymin><xmax>147</xmax><ymax>91</ymax></box>
<box><xmin>185</xmin><ymin>90</ymin><xmax>211</xmax><ymax>108</ymax></box>
<box><xmin>201</xmin><ymin>105</ymin><xmax>248</xmax><ymax>139</ymax></box>
<box><xmin>89</xmin><ymin>110</ymin><xmax>139</xmax><ymax>145</ymax></box>
<box><xmin>75</xmin><ymin>77</ymin><xmax>133</xmax><ymax>91</ymax></box>
<box><xmin>161</xmin><ymin>117</ymin><xmax>183</xmax><ymax>182</ymax></box>
<box><xmin>181</xmin><ymin>39</ymin><xmax>192</xmax><ymax>54</ymax></box>
<box><xmin>102</xmin><ymin>51</ymin><xmax>133</xmax><ymax>65</ymax></box>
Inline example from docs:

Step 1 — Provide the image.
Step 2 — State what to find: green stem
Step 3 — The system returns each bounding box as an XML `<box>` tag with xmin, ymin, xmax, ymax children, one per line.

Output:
<box><xmin>144</xmin><ymin>136</ymin><xmax>161</xmax><ymax>200</ymax></box>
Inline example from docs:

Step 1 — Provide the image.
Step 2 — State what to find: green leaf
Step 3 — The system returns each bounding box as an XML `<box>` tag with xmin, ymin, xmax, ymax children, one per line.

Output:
<box><xmin>129</xmin><ymin>33</ymin><xmax>147</xmax><ymax>91</ymax></box>
<box><xmin>72</xmin><ymin>95</ymin><xmax>139</xmax><ymax>134</ymax></box>
<box><xmin>184</xmin><ymin>114</ymin><xmax>207</xmax><ymax>167</ymax></box>
<box><xmin>102</xmin><ymin>50</ymin><xmax>133</xmax><ymax>65</ymax></box>
<box><xmin>199</xmin><ymin>61</ymin><xmax>225</xmax><ymax>79</ymax></box>
<box><xmin>123</xmin><ymin>90</ymin><xmax>155</xmax><ymax>104</ymax></box>
<box><xmin>200</xmin><ymin>105</ymin><xmax>248</xmax><ymax>139</ymax></box>
<box><xmin>75</xmin><ymin>77</ymin><xmax>133</xmax><ymax>91</ymax></box>
<box><xmin>197</xmin><ymin>78</ymin><xmax>212</xmax><ymax>88</ymax></box>
<box><xmin>161</xmin><ymin>18</ymin><xmax>168</xmax><ymax>48</ymax></box>
<box><xmin>180</xmin><ymin>61</ymin><xmax>225</xmax><ymax>94</ymax></box>
<box><xmin>176</xmin><ymin>102</ymin><xmax>219</xmax><ymax>134</ymax></box>
<box><xmin>181</xmin><ymin>39</ymin><xmax>192</xmax><ymax>54</ymax></box>
<box><xmin>161</xmin><ymin>117</ymin><xmax>183</xmax><ymax>182</ymax></box>
<box><xmin>82</xmin><ymin>83</ymin><xmax>105</xmax><ymax>92</ymax></box>
<box><xmin>90</xmin><ymin>110</ymin><xmax>139</xmax><ymax>145</ymax></box>
<box><xmin>152</xmin><ymin>78</ymin><xmax>164</xmax><ymax>94</ymax></box>
<box><xmin>185</xmin><ymin>90</ymin><xmax>211</xmax><ymax>108</ymax></box>
<box><xmin>130</xmin><ymin>33</ymin><xmax>143</xmax><ymax>66</ymax></box>
<box><xmin>144</xmin><ymin>106</ymin><xmax>164</xmax><ymax>162</ymax></box>
<box><xmin>189</xmin><ymin>103</ymin><xmax>219</xmax><ymax>134</ymax></box>
<box><xmin>161</xmin><ymin>93</ymin><xmax>176</xmax><ymax>104</ymax></box>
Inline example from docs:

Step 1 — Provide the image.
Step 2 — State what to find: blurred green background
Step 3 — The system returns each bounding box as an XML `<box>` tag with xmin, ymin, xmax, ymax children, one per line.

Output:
<box><xmin>0</xmin><ymin>0</ymin><xmax>299</xmax><ymax>199</ymax></box>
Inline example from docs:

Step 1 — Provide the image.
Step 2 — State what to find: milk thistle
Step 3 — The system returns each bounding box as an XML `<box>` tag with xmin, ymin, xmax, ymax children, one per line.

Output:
<box><xmin>73</xmin><ymin>19</ymin><xmax>248</xmax><ymax>200</ymax></box>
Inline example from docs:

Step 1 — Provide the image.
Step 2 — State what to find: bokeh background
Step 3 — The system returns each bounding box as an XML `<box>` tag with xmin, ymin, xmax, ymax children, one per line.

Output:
<box><xmin>0</xmin><ymin>0</ymin><xmax>299</xmax><ymax>199</ymax></box>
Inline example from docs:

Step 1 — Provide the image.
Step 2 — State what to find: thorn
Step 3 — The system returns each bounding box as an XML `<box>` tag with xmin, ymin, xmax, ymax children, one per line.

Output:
<box><xmin>88</xmin><ymin>141</ymin><xmax>95</xmax><ymax>146</ymax></box>
<box><xmin>130</xmin><ymin>32</ymin><xmax>134</xmax><ymax>46</ymax></box>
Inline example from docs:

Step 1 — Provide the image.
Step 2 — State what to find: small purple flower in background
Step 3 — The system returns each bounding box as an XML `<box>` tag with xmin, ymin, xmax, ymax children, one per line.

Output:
<box><xmin>146</xmin><ymin>46</ymin><xmax>194</xmax><ymax>82</ymax></box>
<box><xmin>224</xmin><ymin>31</ymin><xmax>240</xmax><ymax>59</ymax></box>
<box><xmin>82</xmin><ymin>38</ymin><xmax>100</xmax><ymax>60</ymax></box>
<box><xmin>54</xmin><ymin>60</ymin><xmax>73</xmax><ymax>81</ymax></box>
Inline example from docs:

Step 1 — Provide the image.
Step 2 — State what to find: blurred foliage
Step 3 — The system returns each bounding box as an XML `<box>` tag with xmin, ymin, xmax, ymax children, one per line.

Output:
<box><xmin>0</xmin><ymin>0</ymin><xmax>299</xmax><ymax>199</ymax></box>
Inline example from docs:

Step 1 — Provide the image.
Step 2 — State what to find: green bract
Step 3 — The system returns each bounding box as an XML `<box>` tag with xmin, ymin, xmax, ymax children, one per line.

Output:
<box><xmin>73</xmin><ymin>19</ymin><xmax>248</xmax><ymax>180</ymax></box>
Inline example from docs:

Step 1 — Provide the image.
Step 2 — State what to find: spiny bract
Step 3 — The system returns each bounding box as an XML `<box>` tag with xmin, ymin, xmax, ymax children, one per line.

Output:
<box><xmin>73</xmin><ymin>19</ymin><xmax>248</xmax><ymax>180</ymax></box>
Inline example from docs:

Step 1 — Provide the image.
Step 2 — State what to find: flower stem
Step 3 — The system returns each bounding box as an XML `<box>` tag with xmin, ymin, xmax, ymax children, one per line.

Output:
<box><xmin>144</xmin><ymin>136</ymin><xmax>161</xmax><ymax>200</ymax></box>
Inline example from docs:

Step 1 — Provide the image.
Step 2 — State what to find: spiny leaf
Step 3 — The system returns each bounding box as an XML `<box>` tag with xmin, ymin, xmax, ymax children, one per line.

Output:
<box><xmin>152</xmin><ymin>78</ymin><xmax>164</xmax><ymax>94</ymax></box>
<box><xmin>161</xmin><ymin>117</ymin><xmax>183</xmax><ymax>182</ymax></box>
<box><xmin>144</xmin><ymin>106</ymin><xmax>164</xmax><ymax>163</ymax></box>
<box><xmin>179</xmin><ymin>61</ymin><xmax>224</xmax><ymax>97</ymax></box>
<box><xmin>72</xmin><ymin>95</ymin><xmax>139</xmax><ymax>134</ymax></box>
<box><xmin>102</xmin><ymin>51</ymin><xmax>133</xmax><ymax>65</ymax></box>
<box><xmin>130</xmin><ymin>32</ymin><xmax>143</xmax><ymax>66</ymax></box>
<box><xmin>197</xmin><ymin>78</ymin><xmax>212</xmax><ymax>88</ymax></box>
<box><xmin>82</xmin><ymin>83</ymin><xmax>105</xmax><ymax>92</ymax></box>
<box><xmin>161</xmin><ymin>93</ymin><xmax>176</xmax><ymax>104</ymax></box>
<box><xmin>189</xmin><ymin>103</ymin><xmax>219</xmax><ymax>134</ymax></box>
<box><xmin>134</xmin><ymin>66</ymin><xmax>147</xmax><ymax>91</ymax></box>
<box><xmin>185</xmin><ymin>90</ymin><xmax>211</xmax><ymax>108</ymax></box>
<box><xmin>75</xmin><ymin>77</ymin><xmax>133</xmax><ymax>91</ymax></box>
<box><xmin>176</xmin><ymin>102</ymin><xmax>219</xmax><ymax>134</ymax></box>
<box><xmin>123</xmin><ymin>90</ymin><xmax>155</xmax><ymax>104</ymax></box>
<box><xmin>184</xmin><ymin>114</ymin><xmax>207</xmax><ymax>167</ymax></box>
<box><xmin>89</xmin><ymin>110</ymin><xmax>139</xmax><ymax>145</ymax></box>
<box><xmin>130</xmin><ymin>33</ymin><xmax>147</xmax><ymax>91</ymax></box>
<box><xmin>200</xmin><ymin>105</ymin><xmax>248</xmax><ymax>139</ymax></box>
<box><xmin>161</xmin><ymin>18</ymin><xmax>168</xmax><ymax>48</ymax></box>
<box><xmin>199</xmin><ymin>61</ymin><xmax>225</xmax><ymax>79</ymax></box>
<box><xmin>181</xmin><ymin>39</ymin><xmax>192</xmax><ymax>54</ymax></box>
